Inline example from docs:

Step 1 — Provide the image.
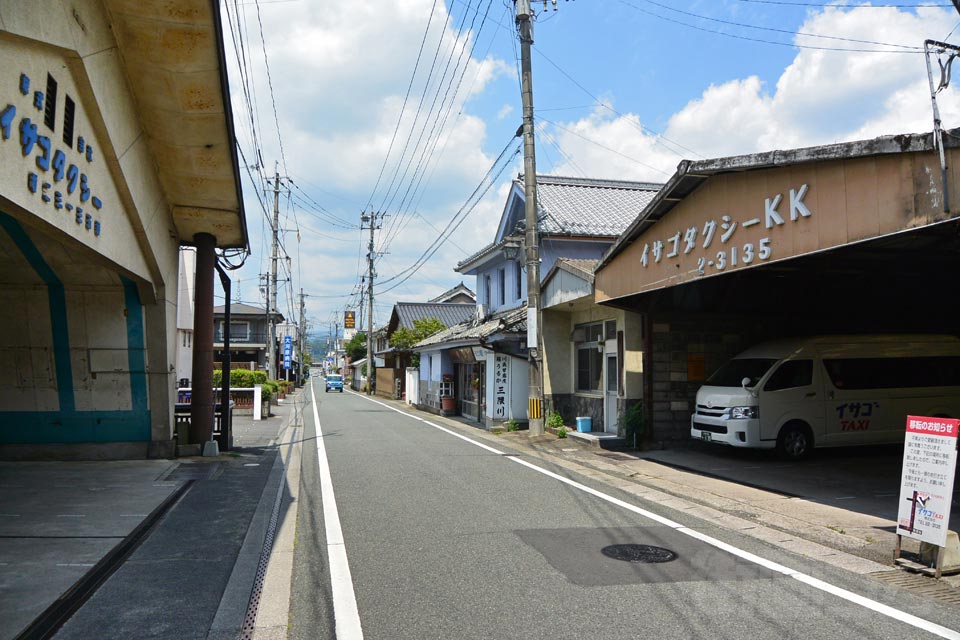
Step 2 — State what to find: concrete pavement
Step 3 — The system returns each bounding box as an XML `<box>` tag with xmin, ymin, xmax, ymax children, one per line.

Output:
<box><xmin>0</xmin><ymin>392</ymin><xmax>303</xmax><ymax>640</ymax></box>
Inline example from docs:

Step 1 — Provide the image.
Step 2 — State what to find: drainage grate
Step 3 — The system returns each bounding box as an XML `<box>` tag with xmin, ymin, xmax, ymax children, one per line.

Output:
<box><xmin>601</xmin><ymin>544</ymin><xmax>678</xmax><ymax>564</ymax></box>
<box><xmin>162</xmin><ymin>462</ymin><xmax>222</xmax><ymax>481</ymax></box>
<box><xmin>869</xmin><ymin>570</ymin><xmax>960</xmax><ymax>606</ymax></box>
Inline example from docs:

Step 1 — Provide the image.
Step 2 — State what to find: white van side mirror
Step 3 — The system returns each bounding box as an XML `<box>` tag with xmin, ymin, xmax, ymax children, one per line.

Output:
<box><xmin>741</xmin><ymin>377</ymin><xmax>751</xmax><ymax>389</ymax></box>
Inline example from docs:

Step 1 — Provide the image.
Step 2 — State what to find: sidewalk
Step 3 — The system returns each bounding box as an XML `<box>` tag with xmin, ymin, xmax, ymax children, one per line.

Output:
<box><xmin>0</xmin><ymin>392</ymin><xmax>303</xmax><ymax>640</ymax></box>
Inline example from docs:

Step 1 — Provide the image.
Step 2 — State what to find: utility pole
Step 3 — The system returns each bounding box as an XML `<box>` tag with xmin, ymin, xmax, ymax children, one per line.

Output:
<box><xmin>266</xmin><ymin>165</ymin><xmax>282</xmax><ymax>381</ymax></box>
<box><xmin>298</xmin><ymin>288</ymin><xmax>307</xmax><ymax>384</ymax></box>
<box><xmin>361</xmin><ymin>212</ymin><xmax>380</xmax><ymax>394</ymax></box>
<box><xmin>516</xmin><ymin>0</ymin><xmax>547</xmax><ymax>434</ymax></box>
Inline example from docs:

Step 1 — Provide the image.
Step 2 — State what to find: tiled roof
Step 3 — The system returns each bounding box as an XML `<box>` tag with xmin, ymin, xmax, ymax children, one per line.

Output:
<box><xmin>535</xmin><ymin>175</ymin><xmax>661</xmax><ymax>237</ymax></box>
<box><xmin>414</xmin><ymin>306</ymin><xmax>526</xmax><ymax>349</ymax></box>
<box><xmin>391</xmin><ymin>302</ymin><xmax>476</xmax><ymax>332</ymax></box>
<box><xmin>428</xmin><ymin>282</ymin><xmax>476</xmax><ymax>303</ymax></box>
<box><xmin>457</xmin><ymin>241</ymin><xmax>499</xmax><ymax>271</ymax></box>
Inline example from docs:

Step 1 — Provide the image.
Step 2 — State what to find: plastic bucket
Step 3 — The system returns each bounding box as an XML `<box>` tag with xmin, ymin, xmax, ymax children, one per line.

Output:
<box><xmin>576</xmin><ymin>416</ymin><xmax>592</xmax><ymax>433</ymax></box>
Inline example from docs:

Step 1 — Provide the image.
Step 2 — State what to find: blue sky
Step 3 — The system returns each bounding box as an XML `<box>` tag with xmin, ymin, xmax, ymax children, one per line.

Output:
<box><xmin>220</xmin><ymin>0</ymin><xmax>960</xmax><ymax>342</ymax></box>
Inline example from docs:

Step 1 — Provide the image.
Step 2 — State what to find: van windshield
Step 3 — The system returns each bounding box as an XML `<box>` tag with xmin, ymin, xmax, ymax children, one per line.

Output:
<box><xmin>706</xmin><ymin>358</ymin><xmax>777</xmax><ymax>387</ymax></box>
<box><xmin>327</xmin><ymin>375</ymin><xmax>342</xmax><ymax>382</ymax></box>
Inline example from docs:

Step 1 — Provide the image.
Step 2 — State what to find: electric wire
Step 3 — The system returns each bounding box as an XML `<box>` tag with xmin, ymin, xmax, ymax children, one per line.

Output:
<box><xmin>616</xmin><ymin>0</ymin><xmax>929</xmax><ymax>53</ymax></box>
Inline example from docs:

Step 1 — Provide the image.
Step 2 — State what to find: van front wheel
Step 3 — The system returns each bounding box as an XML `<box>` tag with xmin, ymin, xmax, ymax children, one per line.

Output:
<box><xmin>777</xmin><ymin>422</ymin><xmax>813</xmax><ymax>460</ymax></box>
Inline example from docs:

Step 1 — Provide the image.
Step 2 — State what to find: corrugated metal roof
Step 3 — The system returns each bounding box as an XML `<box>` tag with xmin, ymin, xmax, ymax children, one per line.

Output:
<box><xmin>391</xmin><ymin>302</ymin><xmax>476</xmax><ymax>332</ymax></box>
<box><xmin>554</xmin><ymin>258</ymin><xmax>598</xmax><ymax>282</ymax></box>
<box><xmin>414</xmin><ymin>306</ymin><xmax>526</xmax><ymax>349</ymax></box>
<box><xmin>535</xmin><ymin>175</ymin><xmax>661</xmax><ymax>237</ymax></box>
<box><xmin>598</xmin><ymin>129</ymin><xmax>946</xmax><ymax>271</ymax></box>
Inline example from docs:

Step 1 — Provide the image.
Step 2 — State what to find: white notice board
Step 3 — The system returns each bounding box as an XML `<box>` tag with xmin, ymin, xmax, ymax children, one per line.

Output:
<box><xmin>896</xmin><ymin>415</ymin><xmax>958</xmax><ymax>547</ymax></box>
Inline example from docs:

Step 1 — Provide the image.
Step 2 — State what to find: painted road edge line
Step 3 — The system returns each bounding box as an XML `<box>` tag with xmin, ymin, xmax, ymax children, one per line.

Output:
<box><xmin>357</xmin><ymin>393</ymin><xmax>960</xmax><ymax>640</ymax></box>
<box><xmin>311</xmin><ymin>381</ymin><xmax>364</xmax><ymax>640</ymax></box>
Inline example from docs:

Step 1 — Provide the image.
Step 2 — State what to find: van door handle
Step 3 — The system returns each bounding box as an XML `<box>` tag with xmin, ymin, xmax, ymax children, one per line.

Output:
<box><xmin>805</xmin><ymin>392</ymin><xmax>817</xmax><ymax>398</ymax></box>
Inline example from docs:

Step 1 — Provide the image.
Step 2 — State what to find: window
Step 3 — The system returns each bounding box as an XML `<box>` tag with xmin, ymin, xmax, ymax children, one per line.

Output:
<box><xmin>498</xmin><ymin>268</ymin><xmax>505</xmax><ymax>306</ymax></box>
<box><xmin>764</xmin><ymin>360</ymin><xmax>813</xmax><ymax>391</ymax></box>
<box><xmin>515</xmin><ymin>260</ymin><xmax>522</xmax><ymax>300</ymax></box>
<box><xmin>575</xmin><ymin>321</ymin><xmax>604</xmax><ymax>392</ymax></box>
<box><xmin>218</xmin><ymin>321</ymin><xmax>250</xmax><ymax>341</ymax></box>
<box><xmin>707</xmin><ymin>358</ymin><xmax>777</xmax><ymax>387</ymax></box>
<box><xmin>823</xmin><ymin>356</ymin><xmax>960</xmax><ymax>390</ymax></box>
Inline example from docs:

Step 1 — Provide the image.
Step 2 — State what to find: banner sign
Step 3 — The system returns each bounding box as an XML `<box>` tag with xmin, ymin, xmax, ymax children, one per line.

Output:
<box><xmin>283</xmin><ymin>335</ymin><xmax>293</xmax><ymax>370</ymax></box>
<box><xmin>493</xmin><ymin>354</ymin><xmax>510</xmax><ymax>420</ymax></box>
<box><xmin>896</xmin><ymin>415</ymin><xmax>958</xmax><ymax>547</ymax></box>
<box><xmin>344</xmin><ymin>310</ymin><xmax>355</xmax><ymax>329</ymax></box>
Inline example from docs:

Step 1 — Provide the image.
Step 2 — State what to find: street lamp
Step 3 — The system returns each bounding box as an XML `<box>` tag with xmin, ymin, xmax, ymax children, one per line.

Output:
<box><xmin>501</xmin><ymin>235</ymin><xmax>523</xmax><ymax>262</ymax></box>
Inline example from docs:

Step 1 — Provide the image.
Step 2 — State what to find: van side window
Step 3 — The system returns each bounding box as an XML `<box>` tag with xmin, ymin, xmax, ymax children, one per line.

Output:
<box><xmin>763</xmin><ymin>360</ymin><xmax>813</xmax><ymax>392</ymax></box>
<box><xmin>823</xmin><ymin>356</ymin><xmax>960</xmax><ymax>390</ymax></box>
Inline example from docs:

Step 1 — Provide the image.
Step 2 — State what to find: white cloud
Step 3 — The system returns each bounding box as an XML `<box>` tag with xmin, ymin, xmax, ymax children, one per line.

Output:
<box><xmin>545</xmin><ymin>5</ymin><xmax>959</xmax><ymax>182</ymax></box>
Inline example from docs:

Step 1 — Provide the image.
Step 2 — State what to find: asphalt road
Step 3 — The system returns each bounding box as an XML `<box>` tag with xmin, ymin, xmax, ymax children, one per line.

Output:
<box><xmin>290</xmin><ymin>378</ymin><xmax>960</xmax><ymax>640</ymax></box>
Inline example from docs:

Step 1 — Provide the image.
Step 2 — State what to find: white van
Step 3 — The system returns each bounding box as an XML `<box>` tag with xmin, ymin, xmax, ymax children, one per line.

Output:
<box><xmin>690</xmin><ymin>335</ymin><xmax>960</xmax><ymax>459</ymax></box>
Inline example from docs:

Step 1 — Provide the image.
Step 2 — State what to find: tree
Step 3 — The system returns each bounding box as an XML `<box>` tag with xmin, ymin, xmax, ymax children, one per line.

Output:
<box><xmin>344</xmin><ymin>332</ymin><xmax>367</xmax><ymax>361</ymax></box>
<box><xmin>390</xmin><ymin>317</ymin><xmax>445</xmax><ymax>367</ymax></box>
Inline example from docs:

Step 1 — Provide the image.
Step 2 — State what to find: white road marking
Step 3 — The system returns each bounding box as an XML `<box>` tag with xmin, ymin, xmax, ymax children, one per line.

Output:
<box><xmin>357</xmin><ymin>393</ymin><xmax>960</xmax><ymax>640</ymax></box>
<box><xmin>311</xmin><ymin>381</ymin><xmax>364</xmax><ymax>640</ymax></box>
<box><xmin>56</xmin><ymin>563</ymin><xmax>94</xmax><ymax>567</ymax></box>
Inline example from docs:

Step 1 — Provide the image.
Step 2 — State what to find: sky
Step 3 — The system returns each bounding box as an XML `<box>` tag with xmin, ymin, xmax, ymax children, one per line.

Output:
<box><xmin>219</xmin><ymin>0</ymin><xmax>960</xmax><ymax>345</ymax></box>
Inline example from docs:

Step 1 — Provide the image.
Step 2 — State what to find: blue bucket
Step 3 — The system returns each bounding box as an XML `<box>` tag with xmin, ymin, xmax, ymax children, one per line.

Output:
<box><xmin>576</xmin><ymin>416</ymin><xmax>592</xmax><ymax>433</ymax></box>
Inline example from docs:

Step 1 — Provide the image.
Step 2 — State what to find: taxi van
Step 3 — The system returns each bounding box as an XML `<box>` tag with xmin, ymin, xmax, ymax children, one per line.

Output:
<box><xmin>690</xmin><ymin>335</ymin><xmax>960</xmax><ymax>459</ymax></box>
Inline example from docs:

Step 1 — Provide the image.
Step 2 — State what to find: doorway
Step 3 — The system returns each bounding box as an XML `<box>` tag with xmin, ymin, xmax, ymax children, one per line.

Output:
<box><xmin>604</xmin><ymin>353</ymin><xmax>618</xmax><ymax>434</ymax></box>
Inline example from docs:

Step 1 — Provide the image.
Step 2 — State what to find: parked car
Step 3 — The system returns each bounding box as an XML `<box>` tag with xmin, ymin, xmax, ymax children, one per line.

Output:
<box><xmin>691</xmin><ymin>335</ymin><xmax>960</xmax><ymax>459</ymax></box>
<box><xmin>325</xmin><ymin>374</ymin><xmax>344</xmax><ymax>393</ymax></box>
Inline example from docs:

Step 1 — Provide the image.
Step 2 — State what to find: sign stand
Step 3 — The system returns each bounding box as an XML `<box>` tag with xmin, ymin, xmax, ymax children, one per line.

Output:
<box><xmin>892</xmin><ymin>415</ymin><xmax>959</xmax><ymax>579</ymax></box>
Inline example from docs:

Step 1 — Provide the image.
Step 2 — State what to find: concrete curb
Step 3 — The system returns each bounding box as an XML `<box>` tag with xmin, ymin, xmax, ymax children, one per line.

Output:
<box><xmin>207</xmin><ymin>394</ymin><xmax>302</xmax><ymax>640</ymax></box>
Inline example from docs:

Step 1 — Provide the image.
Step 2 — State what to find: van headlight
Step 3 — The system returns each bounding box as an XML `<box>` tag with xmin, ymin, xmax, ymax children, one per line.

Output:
<box><xmin>730</xmin><ymin>406</ymin><xmax>758</xmax><ymax>419</ymax></box>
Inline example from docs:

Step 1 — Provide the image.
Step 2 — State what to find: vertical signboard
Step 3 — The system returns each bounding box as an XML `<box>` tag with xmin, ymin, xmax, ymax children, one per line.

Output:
<box><xmin>896</xmin><ymin>415</ymin><xmax>958</xmax><ymax>548</ymax></box>
<box><xmin>493</xmin><ymin>354</ymin><xmax>510</xmax><ymax>420</ymax></box>
<box><xmin>283</xmin><ymin>335</ymin><xmax>293</xmax><ymax>371</ymax></box>
<box><xmin>344</xmin><ymin>310</ymin><xmax>355</xmax><ymax>329</ymax></box>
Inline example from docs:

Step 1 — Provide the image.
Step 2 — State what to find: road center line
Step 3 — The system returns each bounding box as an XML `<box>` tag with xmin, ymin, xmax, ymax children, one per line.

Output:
<box><xmin>355</xmin><ymin>392</ymin><xmax>960</xmax><ymax>640</ymax></box>
<box><xmin>311</xmin><ymin>381</ymin><xmax>364</xmax><ymax>640</ymax></box>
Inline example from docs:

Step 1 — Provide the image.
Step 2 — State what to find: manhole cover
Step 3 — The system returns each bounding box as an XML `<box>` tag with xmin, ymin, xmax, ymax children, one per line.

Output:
<box><xmin>601</xmin><ymin>544</ymin><xmax>677</xmax><ymax>564</ymax></box>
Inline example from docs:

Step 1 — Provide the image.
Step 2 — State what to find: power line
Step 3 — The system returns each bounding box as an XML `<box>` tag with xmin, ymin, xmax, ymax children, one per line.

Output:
<box><xmin>639</xmin><ymin>0</ymin><xmax>923</xmax><ymax>50</ymax></box>
<box><xmin>538</xmin><ymin>116</ymin><xmax>674</xmax><ymax>178</ymax></box>
<box><xmin>738</xmin><ymin>0</ymin><xmax>949</xmax><ymax>6</ymax></box>
<box><xmin>252</xmin><ymin>0</ymin><xmax>289</xmax><ymax>174</ymax></box>
<box><xmin>616</xmin><ymin>0</ymin><xmax>929</xmax><ymax>53</ymax></box>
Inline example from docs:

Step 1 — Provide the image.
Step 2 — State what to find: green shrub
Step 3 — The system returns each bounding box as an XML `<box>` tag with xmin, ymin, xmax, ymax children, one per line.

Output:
<box><xmin>262</xmin><ymin>381</ymin><xmax>277</xmax><ymax>401</ymax></box>
<box><xmin>557</xmin><ymin>426</ymin><xmax>567</xmax><ymax>438</ymax></box>
<box><xmin>213</xmin><ymin>370</ymin><xmax>222</xmax><ymax>387</ymax></box>
<box><xmin>505</xmin><ymin>418</ymin><xmax>519</xmax><ymax>432</ymax></box>
<box><xmin>621</xmin><ymin>401</ymin><xmax>645</xmax><ymax>447</ymax></box>
<box><xmin>546</xmin><ymin>411</ymin><xmax>564</xmax><ymax>428</ymax></box>
<box><xmin>252</xmin><ymin>370</ymin><xmax>268</xmax><ymax>385</ymax></box>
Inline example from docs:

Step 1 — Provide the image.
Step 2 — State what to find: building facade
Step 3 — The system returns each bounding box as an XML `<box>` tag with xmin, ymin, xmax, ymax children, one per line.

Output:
<box><xmin>0</xmin><ymin>2</ymin><xmax>247</xmax><ymax>457</ymax></box>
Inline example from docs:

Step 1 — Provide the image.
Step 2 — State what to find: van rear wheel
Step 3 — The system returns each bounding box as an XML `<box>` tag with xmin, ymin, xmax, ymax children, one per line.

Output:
<box><xmin>777</xmin><ymin>422</ymin><xmax>813</xmax><ymax>460</ymax></box>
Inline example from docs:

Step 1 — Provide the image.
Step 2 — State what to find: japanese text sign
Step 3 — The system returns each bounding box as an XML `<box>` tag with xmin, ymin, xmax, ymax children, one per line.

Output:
<box><xmin>896</xmin><ymin>415</ymin><xmax>958</xmax><ymax>547</ymax></box>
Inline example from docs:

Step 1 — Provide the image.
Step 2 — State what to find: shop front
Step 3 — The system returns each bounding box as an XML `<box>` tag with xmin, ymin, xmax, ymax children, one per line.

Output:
<box><xmin>451</xmin><ymin>347</ymin><xmax>486</xmax><ymax>423</ymax></box>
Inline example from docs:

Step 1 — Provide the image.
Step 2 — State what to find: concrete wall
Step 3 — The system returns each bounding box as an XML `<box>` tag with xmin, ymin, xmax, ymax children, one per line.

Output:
<box><xmin>0</xmin><ymin>3</ymin><xmax>180</xmax><ymax>454</ymax></box>
<box><xmin>544</xmin><ymin>305</ymin><xmax>645</xmax><ymax>437</ymax></box>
